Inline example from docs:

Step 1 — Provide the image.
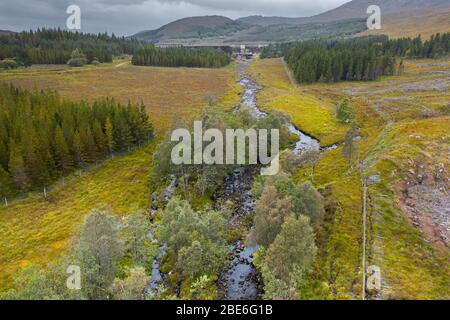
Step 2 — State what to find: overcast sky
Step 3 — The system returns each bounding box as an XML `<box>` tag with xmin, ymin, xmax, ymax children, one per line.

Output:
<box><xmin>0</xmin><ymin>0</ymin><xmax>351</xmax><ymax>36</ymax></box>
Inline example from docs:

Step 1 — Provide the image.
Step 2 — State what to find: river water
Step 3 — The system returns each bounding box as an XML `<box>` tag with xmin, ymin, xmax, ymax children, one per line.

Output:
<box><xmin>147</xmin><ymin>59</ymin><xmax>325</xmax><ymax>300</ymax></box>
<box><xmin>216</xmin><ymin>167</ymin><xmax>262</xmax><ymax>300</ymax></box>
<box><xmin>217</xmin><ymin>60</ymin><xmax>322</xmax><ymax>300</ymax></box>
<box><xmin>145</xmin><ymin>176</ymin><xmax>177</xmax><ymax>295</ymax></box>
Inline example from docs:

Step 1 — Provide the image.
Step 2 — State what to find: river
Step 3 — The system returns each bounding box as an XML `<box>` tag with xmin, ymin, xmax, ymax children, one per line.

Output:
<box><xmin>147</xmin><ymin>58</ymin><xmax>325</xmax><ymax>300</ymax></box>
<box><xmin>217</xmin><ymin>59</ymin><xmax>322</xmax><ymax>300</ymax></box>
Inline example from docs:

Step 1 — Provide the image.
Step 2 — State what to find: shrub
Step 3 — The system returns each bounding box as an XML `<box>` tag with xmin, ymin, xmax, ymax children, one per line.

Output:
<box><xmin>67</xmin><ymin>57</ymin><xmax>88</xmax><ymax>67</ymax></box>
<box><xmin>67</xmin><ymin>49</ymin><xmax>88</xmax><ymax>67</ymax></box>
<box><xmin>336</xmin><ymin>99</ymin><xmax>355</xmax><ymax>123</ymax></box>
<box><xmin>0</xmin><ymin>59</ymin><xmax>19</xmax><ymax>69</ymax></box>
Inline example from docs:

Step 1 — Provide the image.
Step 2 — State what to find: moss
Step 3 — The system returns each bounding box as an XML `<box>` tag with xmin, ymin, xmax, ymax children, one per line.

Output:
<box><xmin>285</xmin><ymin>57</ymin><xmax>450</xmax><ymax>299</ymax></box>
<box><xmin>248</xmin><ymin>58</ymin><xmax>349</xmax><ymax>146</ymax></box>
<box><xmin>0</xmin><ymin>142</ymin><xmax>158</xmax><ymax>291</ymax></box>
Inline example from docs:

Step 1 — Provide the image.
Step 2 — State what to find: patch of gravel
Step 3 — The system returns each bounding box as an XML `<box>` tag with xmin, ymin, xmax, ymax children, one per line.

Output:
<box><xmin>416</xmin><ymin>63</ymin><xmax>448</xmax><ymax>67</ymax></box>
<box><xmin>401</xmin><ymin>159</ymin><xmax>450</xmax><ymax>249</ymax></box>
<box><xmin>407</xmin><ymin>70</ymin><xmax>450</xmax><ymax>76</ymax></box>
<box><xmin>345</xmin><ymin>77</ymin><xmax>450</xmax><ymax>95</ymax></box>
<box><xmin>406</xmin><ymin>185</ymin><xmax>450</xmax><ymax>246</ymax></box>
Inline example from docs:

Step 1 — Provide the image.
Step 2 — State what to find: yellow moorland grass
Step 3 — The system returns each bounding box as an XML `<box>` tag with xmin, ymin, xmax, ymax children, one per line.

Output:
<box><xmin>0</xmin><ymin>144</ymin><xmax>156</xmax><ymax>291</ymax></box>
<box><xmin>0</xmin><ymin>60</ymin><xmax>240</xmax><ymax>292</ymax></box>
<box><xmin>367</xmin><ymin>118</ymin><xmax>450</xmax><ymax>299</ymax></box>
<box><xmin>248</xmin><ymin>57</ymin><xmax>349</xmax><ymax>146</ymax></box>
<box><xmin>0</xmin><ymin>60</ymin><xmax>240</xmax><ymax>133</ymax></box>
<box><xmin>290</xmin><ymin>58</ymin><xmax>450</xmax><ymax>299</ymax></box>
<box><xmin>360</xmin><ymin>6</ymin><xmax>450</xmax><ymax>40</ymax></box>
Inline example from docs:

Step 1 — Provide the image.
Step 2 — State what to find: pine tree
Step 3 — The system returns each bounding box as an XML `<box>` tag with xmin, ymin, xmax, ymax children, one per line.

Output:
<box><xmin>72</xmin><ymin>131</ymin><xmax>86</xmax><ymax>167</ymax></box>
<box><xmin>8</xmin><ymin>139</ymin><xmax>29</xmax><ymax>191</ymax></box>
<box><xmin>81</xmin><ymin>128</ymin><xmax>97</xmax><ymax>164</ymax></box>
<box><xmin>92</xmin><ymin>120</ymin><xmax>108</xmax><ymax>158</ymax></box>
<box><xmin>54</xmin><ymin>126</ymin><xmax>73</xmax><ymax>174</ymax></box>
<box><xmin>115</xmin><ymin>114</ymin><xmax>133</xmax><ymax>151</ymax></box>
<box><xmin>0</xmin><ymin>166</ymin><xmax>13</xmax><ymax>204</ymax></box>
<box><xmin>105</xmin><ymin>117</ymin><xmax>115</xmax><ymax>157</ymax></box>
<box><xmin>0</xmin><ymin>83</ymin><xmax>153</xmax><ymax>193</ymax></box>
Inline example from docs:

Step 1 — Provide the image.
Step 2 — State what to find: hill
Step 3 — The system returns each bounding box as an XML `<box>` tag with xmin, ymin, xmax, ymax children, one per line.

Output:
<box><xmin>133</xmin><ymin>0</ymin><xmax>450</xmax><ymax>44</ymax></box>
<box><xmin>235</xmin><ymin>15</ymin><xmax>304</xmax><ymax>26</ymax></box>
<box><xmin>133</xmin><ymin>15</ymin><xmax>248</xmax><ymax>43</ymax></box>
<box><xmin>0</xmin><ymin>30</ymin><xmax>15</xmax><ymax>36</ymax></box>
<box><xmin>308</xmin><ymin>0</ymin><xmax>450</xmax><ymax>23</ymax></box>
<box><xmin>133</xmin><ymin>17</ymin><xmax>366</xmax><ymax>45</ymax></box>
<box><xmin>361</xmin><ymin>5</ymin><xmax>450</xmax><ymax>39</ymax></box>
<box><xmin>238</xmin><ymin>0</ymin><xmax>450</xmax><ymax>25</ymax></box>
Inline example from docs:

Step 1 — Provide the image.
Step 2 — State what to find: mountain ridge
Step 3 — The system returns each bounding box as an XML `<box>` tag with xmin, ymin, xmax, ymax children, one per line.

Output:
<box><xmin>133</xmin><ymin>0</ymin><xmax>450</xmax><ymax>44</ymax></box>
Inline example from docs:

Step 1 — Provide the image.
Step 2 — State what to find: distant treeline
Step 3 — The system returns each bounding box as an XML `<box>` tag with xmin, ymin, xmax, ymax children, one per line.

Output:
<box><xmin>261</xmin><ymin>33</ymin><xmax>450</xmax><ymax>83</ymax></box>
<box><xmin>0</xmin><ymin>28</ymin><xmax>144</xmax><ymax>65</ymax></box>
<box><xmin>381</xmin><ymin>33</ymin><xmax>450</xmax><ymax>58</ymax></box>
<box><xmin>0</xmin><ymin>84</ymin><xmax>153</xmax><ymax>197</ymax></box>
<box><xmin>131</xmin><ymin>45</ymin><xmax>231</xmax><ymax>68</ymax></box>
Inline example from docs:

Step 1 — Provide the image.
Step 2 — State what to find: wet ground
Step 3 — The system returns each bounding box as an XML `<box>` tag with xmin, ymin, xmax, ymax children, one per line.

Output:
<box><xmin>146</xmin><ymin>58</ymin><xmax>327</xmax><ymax>300</ymax></box>
<box><xmin>218</xmin><ymin>59</ymin><xmax>323</xmax><ymax>300</ymax></box>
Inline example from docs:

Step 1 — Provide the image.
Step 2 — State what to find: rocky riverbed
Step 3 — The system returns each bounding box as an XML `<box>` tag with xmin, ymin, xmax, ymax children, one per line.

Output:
<box><xmin>217</xmin><ymin>59</ymin><xmax>325</xmax><ymax>300</ymax></box>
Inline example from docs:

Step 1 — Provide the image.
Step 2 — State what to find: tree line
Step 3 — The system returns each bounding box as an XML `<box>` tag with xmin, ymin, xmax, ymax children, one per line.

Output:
<box><xmin>0</xmin><ymin>84</ymin><xmax>153</xmax><ymax>200</ymax></box>
<box><xmin>381</xmin><ymin>33</ymin><xmax>450</xmax><ymax>58</ymax></box>
<box><xmin>261</xmin><ymin>33</ymin><xmax>450</xmax><ymax>83</ymax></box>
<box><xmin>0</xmin><ymin>28</ymin><xmax>144</xmax><ymax>66</ymax></box>
<box><xmin>132</xmin><ymin>45</ymin><xmax>231</xmax><ymax>68</ymax></box>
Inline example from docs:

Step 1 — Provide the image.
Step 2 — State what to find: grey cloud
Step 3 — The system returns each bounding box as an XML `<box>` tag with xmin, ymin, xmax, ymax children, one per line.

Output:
<box><xmin>155</xmin><ymin>0</ymin><xmax>348</xmax><ymax>16</ymax></box>
<box><xmin>0</xmin><ymin>0</ymin><xmax>349</xmax><ymax>35</ymax></box>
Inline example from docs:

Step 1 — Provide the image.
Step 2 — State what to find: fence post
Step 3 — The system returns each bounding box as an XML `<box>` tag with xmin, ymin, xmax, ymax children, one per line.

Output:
<box><xmin>362</xmin><ymin>179</ymin><xmax>367</xmax><ymax>300</ymax></box>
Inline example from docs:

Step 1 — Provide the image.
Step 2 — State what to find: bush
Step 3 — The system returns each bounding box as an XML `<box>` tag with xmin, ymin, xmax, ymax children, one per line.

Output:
<box><xmin>76</xmin><ymin>210</ymin><xmax>123</xmax><ymax>299</ymax></box>
<box><xmin>67</xmin><ymin>57</ymin><xmax>88</xmax><ymax>67</ymax></box>
<box><xmin>111</xmin><ymin>267</ymin><xmax>147</xmax><ymax>300</ymax></box>
<box><xmin>67</xmin><ymin>49</ymin><xmax>88</xmax><ymax>67</ymax></box>
<box><xmin>157</xmin><ymin>197</ymin><xmax>228</xmax><ymax>281</ymax></box>
<box><xmin>254</xmin><ymin>185</ymin><xmax>293</xmax><ymax>248</ymax></box>
<box><xmin>336</xmin><ymin>99</ymin><xmax>355</xmax><ymax>123</ymax></box>
<box><xmin>0</xmin><ymin>59</ymin><xmax>19</xmax><ymax>69</ymax></box>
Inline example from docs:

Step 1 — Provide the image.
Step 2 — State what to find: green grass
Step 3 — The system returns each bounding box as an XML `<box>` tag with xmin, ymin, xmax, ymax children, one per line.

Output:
<box><xmin>1</xmin><ymin>56</ymin><xmax>448</xmax><ymax>299</ymax></box>
<box><xmin>0</xmin><ymin>59</ymin><xmax>236</xmax><ymax>133</ymax></box>
<box><xmin>0</xmin><ymin>60</ymin><xmax>239</xmax><ymax>293</ymax></box>
<box><xmin>0</xmin><ymin>143</ymin><xmax>158</xmax><ymax>292</ymax></box>
<box><xmin>367</xmin><ymin>118</ymin><xmax>450</xmax><ymax>299</ymax></box>
<box><xmin>281</xmin><ymin>57</ymin><xmax>450</xmax><ymax>299</ymax></box>
<box><xmin>249</xmin><ymin>58</ymin><xmax>349</xmax><ymax>146</ymax></box>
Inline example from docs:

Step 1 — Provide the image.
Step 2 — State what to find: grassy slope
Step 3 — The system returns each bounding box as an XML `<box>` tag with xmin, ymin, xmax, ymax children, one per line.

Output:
<box><xmin>0</xmin><ymin>61</ymin><xmax>239</xmax><ymax>292</ymax></box>
<box><xmin>368</xmin><ymin>119</ymin><xmax>449</xmax><ymax>299</ymax></box>
<box><xmin>0</xmin><ymin>145</ymin><xmax>156</xmax><ymax>290</ymax></box>
<box><xmin>248</xmin><ymin>58</ymin><xmax>348</xmax><ymax>146</ymax></box>
<box><xmin>253</xmin><ymin>57</ymin><xmax>450</xmax><ymax>299</ymax></box>
<box><xmin>361</xmin><ymin>6</ymin><xmax>450</xmax><ymax>40</ymax></box>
